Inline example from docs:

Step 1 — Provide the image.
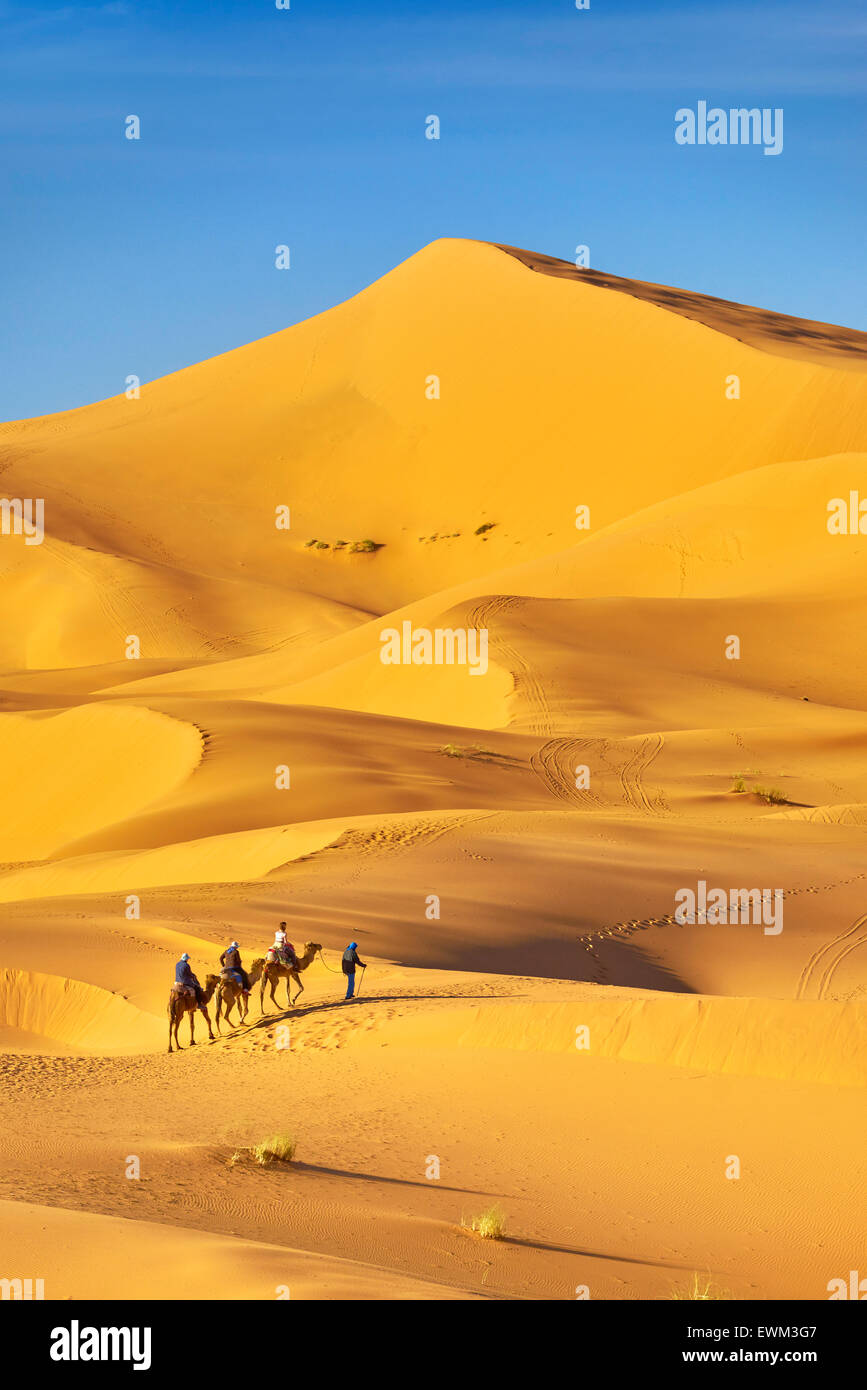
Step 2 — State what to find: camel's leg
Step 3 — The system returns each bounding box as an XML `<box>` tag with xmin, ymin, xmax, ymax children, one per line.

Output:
<box><xmin>260</xmin><ymin>973</ymin><xmax>268</xmax><ymax>1013</ymax></box>
<box><xmin>291</xmin><ymin>974</ymin><xmax>304</xmax><ymax>1006</ymax></box>
<box><xmin>200</xmin><ymin>1004</ymin><xmax>215</xmax><ymax>1042</ymax></box>
<box><xmin>215</xmin><ymin>991</ymin><xmax>223</xmax><ymax>1033</ymax></box>
<box><xmin>189</xmin><ymin>1009</ymin><xmax>196</xmax><ymax>1046</ymax></box>
<box><xmin>168</xmin><ymin>1008</ymin><xmax>174</xmax><ymax>1054</ymax></box>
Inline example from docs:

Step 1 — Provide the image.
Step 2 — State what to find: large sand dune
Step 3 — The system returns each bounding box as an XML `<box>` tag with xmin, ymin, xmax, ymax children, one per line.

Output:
<box><xmin>0</xmin><ymin>239</ymin><xmax>864</xmax><ymax>1300</ymax></box>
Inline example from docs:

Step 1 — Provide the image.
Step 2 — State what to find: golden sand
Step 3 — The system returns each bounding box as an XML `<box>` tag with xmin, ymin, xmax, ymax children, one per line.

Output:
<box><xmin>0</xmin><ymin>240</ymin><xmax>864</xmax><ymax>1299</ymax></box>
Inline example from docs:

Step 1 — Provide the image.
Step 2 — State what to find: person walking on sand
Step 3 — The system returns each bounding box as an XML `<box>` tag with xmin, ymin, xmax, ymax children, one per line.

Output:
<box><xmin>341</xmin><ymin>941</ymin><xmax>366</xmax><ymax>1001</ymax></box>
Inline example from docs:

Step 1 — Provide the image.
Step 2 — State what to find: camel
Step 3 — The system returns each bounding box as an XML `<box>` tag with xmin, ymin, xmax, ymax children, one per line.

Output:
<box><xmin>260</xmin><ymin>941</ymin><xmax>322</xmax><ymax>1012</ymax></box>
<box><xmin>215</xmin><ymin>957</ymin><xmax>265</xmax><ymax>1032</ymax></box>
<box><xmin>167</xmin><ymin>974</ymin><xmax>219</xmax><ymax>1053</ymax></box>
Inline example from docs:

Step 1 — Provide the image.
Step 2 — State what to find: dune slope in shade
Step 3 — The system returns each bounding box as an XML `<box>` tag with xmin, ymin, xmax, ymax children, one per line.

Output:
<box><xmin>0</xmin><ymin>704</ymin><xmax>203</xmax><ymax>859</ymax></box>
<box><xmin>0</xmin><ymin>970</ymin><xmax>163</xmax><ymax>1053</ymax></box>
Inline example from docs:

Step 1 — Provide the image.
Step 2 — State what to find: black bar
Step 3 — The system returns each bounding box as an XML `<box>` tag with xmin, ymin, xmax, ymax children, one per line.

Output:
<box><xmin>5</xmin><ymin>1297</ymin><xmax>862</xmax><ymax>1376</ymax></box>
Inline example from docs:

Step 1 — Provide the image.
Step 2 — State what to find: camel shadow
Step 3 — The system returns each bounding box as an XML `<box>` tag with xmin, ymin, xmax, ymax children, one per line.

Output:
<box><xmin>234</xmin><ymin>992</ymin><xmax>494</xmax><ymax>1034</ymax></box>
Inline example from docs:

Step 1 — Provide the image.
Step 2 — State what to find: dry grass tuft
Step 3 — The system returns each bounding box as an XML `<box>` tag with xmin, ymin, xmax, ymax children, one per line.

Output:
<box><xmin>248</xmin><ymin>1134</ymin><xmax>296</xmax><ymax>1166</ymax></box>
<box><xmin>464</xmin><ymin>1204</ymin><xmax>506</xmax><ymax>1240</ymax></box>
<box><xmin>670</xmin><ymin>1272</ymin><xmax>730</xmax><ymax>1300</ymax></box>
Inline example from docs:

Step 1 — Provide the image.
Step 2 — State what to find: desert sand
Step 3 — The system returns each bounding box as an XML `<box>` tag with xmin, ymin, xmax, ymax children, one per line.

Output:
<box><xmin>0</xmin><ymin>239</ymin><xmax>864</xmax><ymax>1300</ymax></box>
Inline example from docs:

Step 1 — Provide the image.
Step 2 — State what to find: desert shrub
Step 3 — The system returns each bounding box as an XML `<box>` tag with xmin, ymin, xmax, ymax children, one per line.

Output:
<box><xmin>250</xmin><ymin>1134</ymin><xmax>296</xmax><ymax>1166</ymax></box>
<box><xmin>753</xmin><ymin>785</ymin><xmax>786</xmax><ymax>804</ymax></box>
<box><xmin>465</xmin><ymin>1205</ymin><xmax>506</xmax><ymax>1240</ymax></box>
<box><xmin>732</xmin><ymin>774</ymin><xmax>786</xmax><ymax>804</ymax></box>
<box><xmin>670</xmin><ymin>1272</ymin><xmax>730</xmax><ymax>1301</ymax></box>
<box><xmin>440</xmin><ymin>744</ymin><xmax>491</xmax><ymax>759</ymax></box>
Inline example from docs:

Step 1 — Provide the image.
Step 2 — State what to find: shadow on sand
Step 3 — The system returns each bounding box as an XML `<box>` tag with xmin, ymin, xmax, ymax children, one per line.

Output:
<box><xmin>224</xmin><ymin>991</ymin><xmax>497</xmax><ymax>1038</ymax></box>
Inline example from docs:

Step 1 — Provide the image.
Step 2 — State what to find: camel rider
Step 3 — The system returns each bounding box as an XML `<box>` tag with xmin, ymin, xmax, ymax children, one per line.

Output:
<box><xmin>341</xmin><ymin>942</ymin><xmax>366</xmax><ymax>1001</ymax></box>
<box><xmin>274</xmin><ymin>922</ymin><xmax>297</xmax><ymax>969</ymax></box>
<box><xmin>175</xmin><ymin>953</ymin><xmax>204</xmax><ymax>1006</ymax></box>
<box><xmin>220</xmin><ymin>941</ymin><xmax>250</xmax><ymax>993</ymax></box>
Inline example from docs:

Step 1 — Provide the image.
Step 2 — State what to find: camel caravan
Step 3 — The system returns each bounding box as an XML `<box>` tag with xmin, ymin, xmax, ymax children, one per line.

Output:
<box><xmin>167</xmin><ymin>922</ymin><xmax>323</xmax><ymax>1053</ymax></box>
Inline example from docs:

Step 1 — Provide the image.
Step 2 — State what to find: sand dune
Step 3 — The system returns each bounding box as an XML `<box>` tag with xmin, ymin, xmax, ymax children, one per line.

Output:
<box><xmin>0</xmin><ymin>969</ymin><xmax>164</xmax><ymax>1054</ymax></box>
<box><xmin>104</xmin><ymin>451</ymin><xmax>867</xmax><ymax>729</ymax></box>
<box><xmin>0</xmin><ymin>704</ymin><xmax>202</xmax><ymax>859</ymax></box>
<box><xmin>0</xmin><ymin>819</ymin><xmax>345</xmax><ymax>904</ymax></box>
<box><xmin>0</xmin><ymin>239</ymin><xmax>864</xmax><ymax>1300</ymax></box>
<box><xmin>0</xmin><ymin>1200</ymin><xmax>477</xmax><ymax>1300</ymax></box>
<box><xmin>360</xmin><ymin>992</ymin><xmax>867</xmax><ymax>1086</ymax></box>
<box><xmin>0</xmin><ymin>534</ymin><xmax>369</xmax><ymax>674</ymax></box>
<box><xmin>3</xmin><ymin>239</ymin><xmax>867</xmax><ymax>616</ymax></box>
<box><xmin>0</xmin><ymin>966</ymin><xmax>860</xmax><ymax>1301</ymax></box>
<box><xmin>495</xmin><ymin>244</ymin><xmax>867</xmax><ymax>368</ymax></box>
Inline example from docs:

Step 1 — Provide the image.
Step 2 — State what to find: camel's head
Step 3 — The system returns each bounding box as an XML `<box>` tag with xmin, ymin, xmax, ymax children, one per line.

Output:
<box><xmin>305</xmin><ymin>942</ymin><xmax>323</xmax><ymax>955</ymax></box>
<box><xmin>204</xmin><ymin>973</ymin><xmax>220</xmax><ymax>987</ymax></box>
<box><xmin>249</xmin><ymin>957</ymin><xmax>266</xmax><ymax>971</ymax></box>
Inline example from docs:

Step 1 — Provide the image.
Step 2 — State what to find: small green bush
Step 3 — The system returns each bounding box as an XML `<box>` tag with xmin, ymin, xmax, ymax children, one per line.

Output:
<box><xmin>731</xmin><ymin>774</ymin><xmax>786</xmax><ymax>804</ymax></box>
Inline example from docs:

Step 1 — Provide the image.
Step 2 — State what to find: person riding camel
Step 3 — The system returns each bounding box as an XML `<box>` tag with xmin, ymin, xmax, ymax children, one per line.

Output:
<box><xmin>174</xmin><ymin>953</ymin><xmax>204</xmax><ymax>1006</ymax></box>
<box><xmin>219</xmin><ymin>940</ymin><xmax>250</xmax><ymax>994</ymax></box>
<box><xmin>273</xmin><ymin>921</ymin><xmax>297</xmax><ymax>969</ymax></box>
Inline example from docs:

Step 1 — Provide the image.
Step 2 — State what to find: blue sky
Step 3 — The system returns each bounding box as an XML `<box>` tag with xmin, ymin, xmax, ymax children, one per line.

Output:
<box><xmin>2</xmin><ymin>0</ymin><xmax>865</xmax><ymax>419</ymax></box>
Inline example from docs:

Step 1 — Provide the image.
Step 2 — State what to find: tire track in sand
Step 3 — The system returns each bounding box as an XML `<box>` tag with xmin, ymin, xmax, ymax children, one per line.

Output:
<box><xmin>465</xmin><ymin>595</ymin><xmax>553</xmax><ymax>737</ymax></box>
<box><xmin>796</xmin><ymin>911</ymin><xmax>867</xmax><ymax>1000</ymax></box>
<box><xmin>613</xmin><ymin>733</ymin><xmax>666</xmax><ymax>815</ymax></box>
<box><xmin>530</xmin><ymin>737</ymin><xmax>606</xmax><ymax>807</ymax></box>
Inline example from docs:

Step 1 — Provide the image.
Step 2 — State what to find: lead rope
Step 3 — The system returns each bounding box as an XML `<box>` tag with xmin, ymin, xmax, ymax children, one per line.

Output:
<box><xmin>317</xmin><ymin>948</ymin><xmax>342</xmax><ymax>974</ymax></box>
